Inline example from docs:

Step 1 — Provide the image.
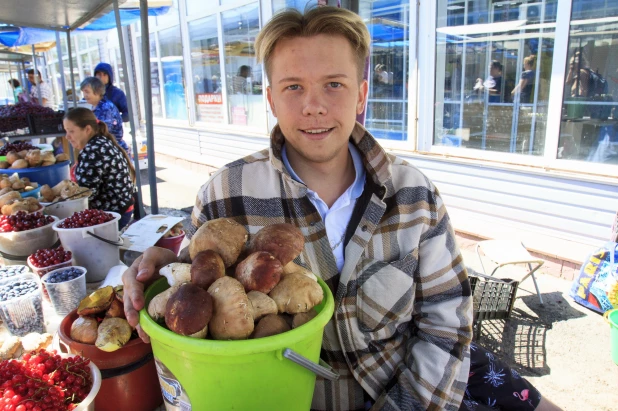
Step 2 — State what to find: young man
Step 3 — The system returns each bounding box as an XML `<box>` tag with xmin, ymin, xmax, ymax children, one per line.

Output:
<box><xmin>27</xmin><ymin>69</ymin><xmax>53</xmax><ymax>108</ymax></box>
<box><xmin>124</xmin><ymin>7</ymin><xmax>472</xmax><ymax>410</ymax></box>
<box><xmin>94</xmin><ymin>63</ymin><xmax>129</xmax><ymax>122</ymax></box>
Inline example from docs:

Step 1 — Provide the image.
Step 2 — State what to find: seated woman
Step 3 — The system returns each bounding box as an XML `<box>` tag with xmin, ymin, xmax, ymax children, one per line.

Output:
<box><xmin>63</xmin><ymin>108</ymin><xmax>136</xmax><ymax>230</ymax></box>
<box><xmin>80</xmin><ymin>77</ymin><xmax>129</xmax><ymax>152</ymax></box>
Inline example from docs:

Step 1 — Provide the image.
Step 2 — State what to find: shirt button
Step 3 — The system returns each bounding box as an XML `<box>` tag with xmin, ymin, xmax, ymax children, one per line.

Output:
<box><xmin>310</xmin><ymin>221</ymin><xmax>316</xmax><ymax>227</ymax></box>
<box><xmin>361</xmin><ymin>225</ymin><xmax>368</xmax><ymax>232</ymax></box>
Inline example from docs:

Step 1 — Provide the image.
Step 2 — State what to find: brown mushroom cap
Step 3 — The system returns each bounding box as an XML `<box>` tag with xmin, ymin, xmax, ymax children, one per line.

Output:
<box><xmin>235</xmin><ymin>251</ymin><xmax>283</xmax><ymax>294</ymax></box>
<box><xmin>191</xmin><ymin>250</ymin><xmax>226</xmax><ymax>290</ymax></box>
<box><xmin>250</xmin><ymin>223</ymin><xmax>304</xmax><ymax>266</ymax></box>
<box><xmin>165</xmin><ymin>283</ymin><xmax>214</xmax><ymax>336</ymax></box>
<box><xmin>253</xmin><ymin>314</ymin><xmax>291</xmax><ymax>339</ymax></box>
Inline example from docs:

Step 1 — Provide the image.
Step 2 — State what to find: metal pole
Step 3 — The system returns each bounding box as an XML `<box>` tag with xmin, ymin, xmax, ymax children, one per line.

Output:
<box><xmin>140</xmin><ymin>0</ymin><xmax>158</xmax><ymax>214</ymax></box>
<box><xmin>7</xmin><ymin>63</ymin><xmax>14</xmax><ymax>102</ymax></box>
<box><xmin>55</xmin><ymin>31</ymin><xmax>68</xmax><ymax>111</ymax></box>
<box><xmin>66</xmin><ymin>32</ymin><xmax>77</xmax><ymax>109</ymax></box>
<box><xmin>114</xmin><ymin>0</ymin><xmax>145</xmax><ymax>218</ymax></box>
<box><xmin>32</xmin><ymin>45</ymin><xmax>42</xmax><ymax>104</ymax></box>
<box><xmin>21</xmin><ymin>61</ymin><xmax>30</xmax><ymax>102</ymax></box>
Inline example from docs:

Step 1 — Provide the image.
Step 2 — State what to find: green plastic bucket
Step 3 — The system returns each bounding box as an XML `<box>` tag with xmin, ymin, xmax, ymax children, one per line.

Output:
<box><xmin>605</xmin><ymin>309</ymin><xmax>618</xmax><ymax>366</ymax></box>
<box><xmin>140</xmin><ymin>277</ymin><xmax>335</xmax><ymax>410</ymax></box>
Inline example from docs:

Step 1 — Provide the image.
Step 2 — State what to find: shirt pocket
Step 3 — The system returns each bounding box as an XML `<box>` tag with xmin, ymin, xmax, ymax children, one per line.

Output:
<box><xmin>356</xmin><ymin>252</ymin><xmax>417</xmax><ymax>334</ymax></box>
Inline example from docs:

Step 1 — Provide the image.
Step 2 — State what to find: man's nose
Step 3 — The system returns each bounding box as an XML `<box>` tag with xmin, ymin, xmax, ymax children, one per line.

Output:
<box><xmin>301</xmin><ymin>87</ymin><xmax>327</xmax><ymax>116</ymax></box>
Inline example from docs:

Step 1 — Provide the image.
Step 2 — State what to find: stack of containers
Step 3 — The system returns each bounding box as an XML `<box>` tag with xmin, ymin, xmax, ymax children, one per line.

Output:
<box><xmin>0</xmin><ymin>272</ymin><xmax>46</xmax><ymax>336</ymax></box>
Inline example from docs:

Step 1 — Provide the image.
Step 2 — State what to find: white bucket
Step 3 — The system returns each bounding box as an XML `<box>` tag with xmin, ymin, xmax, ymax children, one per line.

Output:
<box><xmin>52</xmin><ymin>212</ymin><xmax>121</xmax><ymax>283</ymax></box>
<box><xmin>41</xmin><ymin>197</ymin><xmax>89</xmax><ymax>220</ymax></box>
<box><xmin>59</xmin><ymin>354</ymin><xmax>102</xmax><ymax>411</ymax></box>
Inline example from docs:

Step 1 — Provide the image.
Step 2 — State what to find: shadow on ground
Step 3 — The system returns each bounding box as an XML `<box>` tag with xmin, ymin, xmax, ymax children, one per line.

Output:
<box><xmin>468</xmin><ymin>264</ymin><xmax>588</xmax><ymax>378</ymax></box>
<box><xmin>139</xmin><ymin>166</ymin><xmax>166</xmax><ymax>185</ymax></box>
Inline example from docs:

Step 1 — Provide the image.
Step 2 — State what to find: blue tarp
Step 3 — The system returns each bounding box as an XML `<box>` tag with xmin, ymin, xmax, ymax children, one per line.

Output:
<box><xmin>0</xmin><ymin>7</ymin><xmax>170</xmax><ymax>47</ymax></box>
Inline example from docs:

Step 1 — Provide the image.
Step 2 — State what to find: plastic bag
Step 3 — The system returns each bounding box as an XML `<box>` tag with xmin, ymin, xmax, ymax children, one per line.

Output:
<box><xmin>570</xmin><ymin>242</ymin><xmax>618</xmax><ymax>313</ymax></box>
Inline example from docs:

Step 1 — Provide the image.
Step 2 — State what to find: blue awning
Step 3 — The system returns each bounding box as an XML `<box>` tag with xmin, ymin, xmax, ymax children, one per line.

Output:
<box><xmin>0</xmin><ymin>7</ymin><xmax>170</xmax><ymax>47</ymax></box>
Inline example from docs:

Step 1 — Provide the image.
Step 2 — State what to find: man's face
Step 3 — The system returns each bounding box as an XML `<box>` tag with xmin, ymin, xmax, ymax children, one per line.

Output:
<box><xmin>266</xmin><ymin>34</ymin><xmax>367</xmax><ymax>166</ymax></box>
<box><xmin>96</xmin><ymin>72</ymin><xmax>109</xmax><ymax>85</ymax></box>
<box><xmin>28</xmin><ymin>73</ymin><xmax>36</xmax><ymax>84</ymax></box>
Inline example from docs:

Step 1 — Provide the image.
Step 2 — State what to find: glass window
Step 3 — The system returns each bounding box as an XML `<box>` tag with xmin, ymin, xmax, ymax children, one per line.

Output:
<box><xmin>114</xmin><ymin>49</ymin><xmax>127</xmax><ymax>94</ymax></box>
<box><xmin>361</xmin><ymin>0</ymin><xmax>411</xmax><ymax>141</ymax></box>
<box><xmin>434</xmin><ymin>0</ymin><xmax>557</xmax><ymax>155</ymax></box>
<box><xmin>189</xmin><ymin>15</ymin><xmax>224</xmax><ymax>124</ymax></box>
<box><xmin>186</xmin><ymin>0</ymin><xmax>218</xmax><ymax>16</ymax></box>
<box><xmin>159</xmin><ymin>26</ymin><xmax>188</xmax><ymax>120</ymax></box>
<box><xmin>222</xmin><ymin>3</ymin><xmax>266</xmax><ymax>129</ymax></box>
<box><xmin>157</xmin><ymin>0</ymin><xmax>180</xmax><ymax>27</ymax></box>
<box><xmin>137</xmin><ymin>36</ymin><xmax>163</xmax><ymax>118</ymax></box>
<box><xmin>80</xmin><ymin>53</ymin><xmax>92</xmax><ymax>79</ymax></box>
<box><xmin>558</xmin><ymin>1</ymin><xmax>618</xmax><ymax>164</ymax></box>
<box><xmin>78</xmin><ymin>34</ymin><xmax>88</xmax><ymax>52</ymax></box>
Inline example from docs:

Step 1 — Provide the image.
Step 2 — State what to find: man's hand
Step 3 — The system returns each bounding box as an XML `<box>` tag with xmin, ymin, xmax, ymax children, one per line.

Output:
<box><xmin>122</xmin><ymin>246</ymin><xmax>179</xmax><ymax>342</ymax></box>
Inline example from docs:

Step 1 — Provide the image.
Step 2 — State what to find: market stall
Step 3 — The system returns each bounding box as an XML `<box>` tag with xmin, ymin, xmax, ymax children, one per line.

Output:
<box><xmin>0</xmin><ymin>2</ymin><xmax>168</xmax><ymax>410</ymax></box>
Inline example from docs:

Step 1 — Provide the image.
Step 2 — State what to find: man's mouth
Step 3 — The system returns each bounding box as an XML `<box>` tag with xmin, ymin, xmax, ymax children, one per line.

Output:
<box><xmin>300</xmin><ymin>128</ymin><xmax>334</xmax><ymax>139</ymax></box>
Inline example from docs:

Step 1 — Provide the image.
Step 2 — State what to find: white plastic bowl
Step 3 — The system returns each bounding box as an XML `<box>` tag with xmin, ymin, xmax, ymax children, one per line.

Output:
<box><xmin>0</xmin><ymin>216</ymin><xmax>59</xmax><ymax>257</ymax></box>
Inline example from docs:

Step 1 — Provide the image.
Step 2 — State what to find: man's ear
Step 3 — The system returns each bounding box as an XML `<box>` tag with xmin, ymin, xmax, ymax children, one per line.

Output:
<box><xmin>357</xmin><ymin>79</ymin><xmax>369</xmax><ymax>115</ymax></box>
<box><xmin>266</xmin><ymin>86</ymin><xmax>277</xmax><ymax>117</ymax></box>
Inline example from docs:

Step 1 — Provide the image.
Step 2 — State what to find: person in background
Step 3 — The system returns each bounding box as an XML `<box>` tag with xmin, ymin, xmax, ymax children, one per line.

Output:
<box><xmin>80</xmin><ymin>77</ymin><xmax>129</xmax><ymax>152</ymax></box>
<box><xmin>26</xmin><ymin>69</ymin><xmax>53</xmax><ymax>108</ymax></box>
<box><xmin>7</xmin><ymin>79</ymin><xmax>24</xmax><ymax>103</ymax></box>
<box><xmin>512</xmin><ymin>55</ymin><xmax>536</xmax><ymax>104</ymax></box>
<box><xmin>94</xmin><ymin>63</ymin><xmax>129</xmax><ymax>122</ymax></box>
<box><xmin>475</xmin><ymin>60</ymin><xmax>503</xmax><ymax>103</ymax></box>
<box><xmin>63</xmin><ymin>108</ymin><xmax>135</xmax><ymax>230</ymax></box>
<box><xmin>231</xmin><ymin>65</ymin><xmax>252</xmax><ymax>94</ymax></box>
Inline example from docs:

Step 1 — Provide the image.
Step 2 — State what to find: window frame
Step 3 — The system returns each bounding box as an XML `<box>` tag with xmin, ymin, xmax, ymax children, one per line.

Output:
<box><xmin>417</xmin><ymin>0</ymin><xmax>618</xmax><ymax>176</ymax></box>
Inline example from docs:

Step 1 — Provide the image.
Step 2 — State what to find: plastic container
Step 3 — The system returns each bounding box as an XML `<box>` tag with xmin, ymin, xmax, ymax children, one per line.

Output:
<box><xmin>58</xmin><ymin>310</ymin><xmax>164</xmax><ymax>411</ymax></box>
<box><xmin>15</xmin><ymin>161</ymin><xmax>70</xmax><ymax>187</ymax></box>
<box><xmin>41</xmin><ymin>266</ymin><xmax>87</xmax><ymax>315</ymax></box>
<box><xmin>20</xmin><ymin>185</ymin><xmax>43</xmax><ymax>199</ymax></box>
<box><xmin>0</xmin><ymin>264</ymin><xmax>29</xmax><ymax>279</ymax></box>
<box><xmin>154</xmin><ymin>230</ymin><xmax>185</xmax><ymax>255</ymax></box>
<box><xmin>0</xmin><ymin>272</ymin><xmax>45</xmax><ymax>336</ymax></box>
<box><xmin>604</xmin><ymin>309</ymin><xmax>618</xmax><ymax>366</ymax></box>
<box><xmin>52</xmin><ymin>212</ymin><xmax>121</xmax><ymax>283</ymax></box>
<box><xmin>27</xmin><ymin>255</ymin><xmax>74</xmax><ymax>301</ymax></box>
<box><xmin>140</xmin><ymin>277</ymin><xmax>335</xmax><ymax>411</ymax></box>
<box><xmin>0</xmin><ymin>216</ymin><xmax>59</xmax><ymax>258</ymax></box>
<box><xmin>41</xmin><ymin>196</ymin><xmax>89</xmax><ymax>220</ymax></box>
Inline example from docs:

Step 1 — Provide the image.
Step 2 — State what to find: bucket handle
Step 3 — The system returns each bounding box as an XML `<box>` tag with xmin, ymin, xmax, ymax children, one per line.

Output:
<box><xmin>86</xmin><ymin>231</ymin><xmax>124</xmax><ymax>247</ymax></box>
<box><xmin>282</xmin><ymin>348</ymin><xmax>339</xmax><ymax>381</ymax></box>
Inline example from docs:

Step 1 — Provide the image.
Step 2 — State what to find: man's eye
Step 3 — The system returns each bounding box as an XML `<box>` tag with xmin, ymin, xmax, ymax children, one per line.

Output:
<box><xmin>329</xmin><ymin>82</ymin><xmax>342</xmax><ymax>88</ymax></box>
<box><xmin>286</xmin><ymin>85</ymin><xmax>300</xmax><ymax>91</ymax></box>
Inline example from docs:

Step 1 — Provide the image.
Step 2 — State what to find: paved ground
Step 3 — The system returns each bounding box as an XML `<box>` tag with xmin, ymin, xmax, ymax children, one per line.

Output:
<box><xmin>140</xmin><ymin>159</ymin><xmax>618</xmax><ymax>411</ymax></box>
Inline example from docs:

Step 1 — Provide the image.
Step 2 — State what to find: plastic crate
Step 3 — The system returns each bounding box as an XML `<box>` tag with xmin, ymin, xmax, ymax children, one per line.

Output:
<box><xmin>29</xmin><ymin>111</ymin><xmax>65</xmax><ymax>135</ymax></box>
<box><xmin>0</xmin><ymin>115</ymin><xmax>32</xmax><ymax>137</ymax></box>
<box><xmin>469</xmin><ymin>274</ymin><xmax>519</xmax><ymax>340</ymax></box>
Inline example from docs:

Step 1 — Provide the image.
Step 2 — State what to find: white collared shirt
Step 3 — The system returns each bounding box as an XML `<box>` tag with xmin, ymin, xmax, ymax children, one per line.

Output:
<box><xmin>282</xmin><ymin>142</ymin><xmax>365</xmax><ymax>272</ymax></box>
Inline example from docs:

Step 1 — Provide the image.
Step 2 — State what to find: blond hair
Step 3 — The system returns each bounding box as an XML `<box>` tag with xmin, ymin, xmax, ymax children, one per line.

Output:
<box><xmin>256</xmin><ymin>7</ymin><xmax>370</xmax><ymax>83</ymax></box>
<box><xmin>524</xmin><ymin>55</ymin><xmax>537</xmax><ymax>70</ymax></box>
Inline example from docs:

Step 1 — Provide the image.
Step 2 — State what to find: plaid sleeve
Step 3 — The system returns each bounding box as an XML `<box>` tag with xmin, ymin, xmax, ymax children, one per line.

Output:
<box><xmin>371</xmin><ymin>188</ymin><xmax>473</xmax><ymax>411</ymax></box>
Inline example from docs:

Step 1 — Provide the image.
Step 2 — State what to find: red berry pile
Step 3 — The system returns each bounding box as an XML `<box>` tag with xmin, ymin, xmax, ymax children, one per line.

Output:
<box><xmin>28</xmin><ymin>248</ymin><xmax>72</xmax><ymax>269</ymax></box>
<box><xmin>0</xmin><ymin>212</ymin><xmax>54</xmax><ymax>233</ymax></box>
<box><xmin>0</xmin><ymin>350</ymin><xmax>93</xmax><ymax>411</ymax></box>
<box><xmin>58</xmin><ymin>210</ymin><xmax>114</xmax><ymax>229</ymax></box>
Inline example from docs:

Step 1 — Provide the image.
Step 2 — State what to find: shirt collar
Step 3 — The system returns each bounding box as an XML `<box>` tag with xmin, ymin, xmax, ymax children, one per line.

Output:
<box><xmin>281</xmin><ymin>142</ymin><xmax>366</xmax><ymax>201</ymax></box>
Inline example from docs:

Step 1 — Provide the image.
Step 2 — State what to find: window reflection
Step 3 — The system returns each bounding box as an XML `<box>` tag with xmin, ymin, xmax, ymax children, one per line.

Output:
<box><xmin>137</xmin><ymin>36</ymin><xmax>163</xmax><ymax>117</ymax></box>
<box><xmin>435</xmin><ymin>0</ymin><xmax>555</xmax><ymax>155</ymax></box>
<box><xmin>558</xmin><ymin>2</ymin><xmax>618</xmax><ymax>164</ymax></box>
<box><xmin>189</xmin><ymin>15</ymin><xmax>224</xmax><ymax>124</ymax></box>
<box><xmin>222</xmin><ymin>3</ymin><xmax>265</xmax><ymax>129</ymax></box>
<box><xmin>159</xmin><ymin>27</ymin><xmax>188</xmax><ymax>120</ymax></box>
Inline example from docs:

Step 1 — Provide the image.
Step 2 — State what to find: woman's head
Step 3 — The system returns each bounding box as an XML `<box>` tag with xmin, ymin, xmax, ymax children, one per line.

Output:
<box><xmin>8</xmin><ymin>79</ymin><xmax>20</xmax><ymax>88</ymax></box>
<box><xmin>80</xmin><ymin>77</ymin><xmax>105</xmax><ymax>106</ymax></box>
<box><xmin>524</xmin><ymin>55</ymin><xmax>536</xmax><ymax>70</ymax></box>
<box><xmin>64</xmin><ymin>107</ymin><xmax>136</xmax><ymax>182</ymax></box>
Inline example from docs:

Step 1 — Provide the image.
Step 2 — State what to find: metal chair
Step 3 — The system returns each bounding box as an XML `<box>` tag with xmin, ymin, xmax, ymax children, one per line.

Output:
<box><xmin>476</xmin><ymin>240</ymin><xmax>545</xmax><ymax>305</ymax></box>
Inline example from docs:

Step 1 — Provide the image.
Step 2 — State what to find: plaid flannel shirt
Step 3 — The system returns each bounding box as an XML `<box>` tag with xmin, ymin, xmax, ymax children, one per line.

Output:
<box><xmin>187</xmin><ymin>123</ymin><xmax>473</xmax><ymax>411</ymax></box>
